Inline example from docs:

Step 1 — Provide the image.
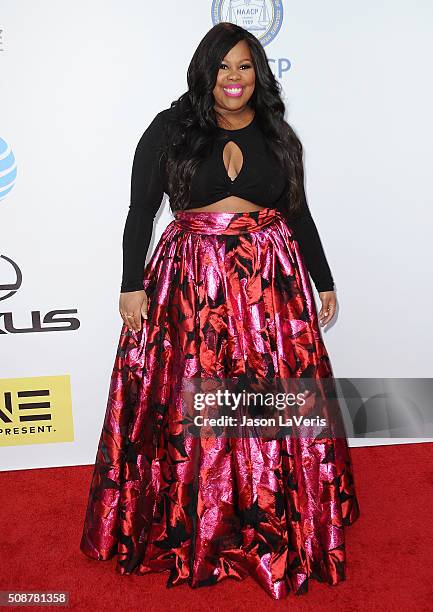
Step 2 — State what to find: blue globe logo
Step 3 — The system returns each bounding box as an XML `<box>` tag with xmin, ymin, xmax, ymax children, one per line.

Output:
<box><xmin>211</xmin><ymin>0</ymin><xmax>283</xmax><ymax>46</ymax></box>
<box><xmin>0</xmin><ymin>137</ymin><xmax>17</xmax><ymax>201</ymax></box>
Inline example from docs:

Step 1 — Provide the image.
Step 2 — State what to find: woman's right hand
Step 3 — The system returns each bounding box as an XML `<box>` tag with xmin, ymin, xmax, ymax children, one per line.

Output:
<box><xmin>119</xmin><ymin>290</ymin><xmax>148</xmax><ymax>332</ymax></box>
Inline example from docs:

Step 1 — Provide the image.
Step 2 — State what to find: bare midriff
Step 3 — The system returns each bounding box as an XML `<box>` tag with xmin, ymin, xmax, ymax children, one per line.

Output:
<box><xmin>183</xmin><ymin>196</ymin><xmax>266</xmax><ymax>213</ymax></box>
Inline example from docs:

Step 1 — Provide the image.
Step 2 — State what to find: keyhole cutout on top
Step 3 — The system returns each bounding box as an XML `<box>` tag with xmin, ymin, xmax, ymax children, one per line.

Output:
<box><xmin>222</xmin><ymin>140</ymin><xmax>244</xmax><ymax>182</ymax></box>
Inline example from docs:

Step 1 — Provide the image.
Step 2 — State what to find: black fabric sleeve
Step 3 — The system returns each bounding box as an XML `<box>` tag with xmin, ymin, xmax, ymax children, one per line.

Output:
<box><xmin>120</xmin><ymin>111</ymin><xmax>168</xmax><ymax>293</ymax></box>
<box><xmin>286</xmin><ymin>181</ymin><xmax>335</xmax><ymax>293</ymax></box>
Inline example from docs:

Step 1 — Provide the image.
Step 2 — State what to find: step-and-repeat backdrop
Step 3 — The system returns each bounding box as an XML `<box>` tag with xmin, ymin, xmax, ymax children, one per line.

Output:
<box><xmin>1</xmin><ymin>1</ymin><xmax>432</xmax><ymax>470</ymax></box>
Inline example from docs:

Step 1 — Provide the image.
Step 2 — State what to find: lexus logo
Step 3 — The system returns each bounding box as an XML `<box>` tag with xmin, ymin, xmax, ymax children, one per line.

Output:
<box><xmin>0</xmin><ymin>254</ymin><xmax>80</xmax><ymax>334</ymax></box>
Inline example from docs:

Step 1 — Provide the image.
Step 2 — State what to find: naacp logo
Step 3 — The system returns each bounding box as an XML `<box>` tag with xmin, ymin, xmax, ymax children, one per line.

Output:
<box><xmin>0</xmin><ymin>136</ymin><xmax>17</xmax><ymax>201</ymax></box>
<box><xmin>211</xmin><ymin>0</ymin><xmax>283</xmax><ymax>46</ymax></box>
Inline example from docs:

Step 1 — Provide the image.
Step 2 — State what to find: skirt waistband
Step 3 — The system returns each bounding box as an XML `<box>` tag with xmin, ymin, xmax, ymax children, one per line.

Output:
<box><xmin>173</xmin><ymin>206</ymin><xmax>279</xmax><ymax>234</ymax></box>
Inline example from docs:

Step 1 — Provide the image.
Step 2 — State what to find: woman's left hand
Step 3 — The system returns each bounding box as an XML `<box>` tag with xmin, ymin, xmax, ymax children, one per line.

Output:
<box><xmin>318</xmin><ymin>290</ymin><xmax>337</xmax><ymax>326</ymax></box>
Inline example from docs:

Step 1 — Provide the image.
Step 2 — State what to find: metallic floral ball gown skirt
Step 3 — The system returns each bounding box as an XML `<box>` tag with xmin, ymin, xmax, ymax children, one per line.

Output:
<box><xmin>80</xmin><ymin>207</ymin><xmax>360</xmax><ymax>600</ymax></box>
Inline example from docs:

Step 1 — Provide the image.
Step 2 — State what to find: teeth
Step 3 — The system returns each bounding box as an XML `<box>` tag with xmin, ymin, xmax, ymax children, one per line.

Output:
<box><xmin>224</xmin><ymin>87</ymin><xmax>242</xmax><ymax>93</ymax></box>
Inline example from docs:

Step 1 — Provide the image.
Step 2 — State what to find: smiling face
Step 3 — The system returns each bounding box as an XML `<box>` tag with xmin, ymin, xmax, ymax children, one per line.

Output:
<box><xmin>212</xmin><ymin>39</ymin><xmax>256</xmax><ymax>120</ymax></box>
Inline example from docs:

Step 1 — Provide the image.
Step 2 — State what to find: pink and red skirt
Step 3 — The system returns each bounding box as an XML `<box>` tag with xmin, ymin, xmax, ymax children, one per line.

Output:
<box><xmin>80</xmin><ymin>207</ymin><xmax>360</xmax><ymax>600</ymax></box>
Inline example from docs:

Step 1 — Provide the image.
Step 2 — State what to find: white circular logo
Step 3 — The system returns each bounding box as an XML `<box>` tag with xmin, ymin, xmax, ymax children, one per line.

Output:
<box><xmin>211</xmin><ymin>0</ymin><xmax>284</xmax><ymax>46</ymax></box>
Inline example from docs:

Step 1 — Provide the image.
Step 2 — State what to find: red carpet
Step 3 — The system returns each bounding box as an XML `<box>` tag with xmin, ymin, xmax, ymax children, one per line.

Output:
<box><xmin>1</xmin><ymin>443</ymin><xmax>432</xmax><ymax>611</ymax></box>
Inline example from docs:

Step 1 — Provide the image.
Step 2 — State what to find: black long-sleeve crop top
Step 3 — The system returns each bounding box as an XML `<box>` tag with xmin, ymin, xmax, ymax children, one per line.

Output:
<box><xmin>121</xmin><ymin>107</ymin><xmax>335</xmax><ymax>294</ymax></box>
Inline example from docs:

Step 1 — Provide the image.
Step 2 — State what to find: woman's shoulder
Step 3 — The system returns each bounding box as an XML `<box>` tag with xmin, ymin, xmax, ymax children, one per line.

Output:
<box><xmin>152</xmin><ymin>105</ymin><xmax>179</xmax><ymax>128</ymax></box>
<box><xmin>141</xmin><ymin>105</ymin><xmax>178</xmax><ymax>144</ymax></box>
<box><xmin>136</xmin><ymin>106</ymin><xmax>178</xmax><ymax>150</ymax></box>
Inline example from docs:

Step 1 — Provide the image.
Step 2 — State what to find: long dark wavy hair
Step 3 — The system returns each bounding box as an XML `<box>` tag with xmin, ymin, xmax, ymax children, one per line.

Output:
<box><xmin>160</xmin><ymin>22</ymin><xmax>307</xmax><ymax>217</ymax></box>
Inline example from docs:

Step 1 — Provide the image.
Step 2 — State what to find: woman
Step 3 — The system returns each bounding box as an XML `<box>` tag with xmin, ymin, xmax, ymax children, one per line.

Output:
<box><xmin>80</xmin><ymin>22</ymin><xmax>360</xmax><ymax>600</ymax></box>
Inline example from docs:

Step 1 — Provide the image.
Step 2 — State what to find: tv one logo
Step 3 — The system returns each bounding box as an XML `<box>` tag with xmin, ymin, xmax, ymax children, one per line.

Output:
<box><xmin>0</xmin><ymin>254</ymin><xmax>80</xmax><ymax>334</ymax></box>
<box><xmin>0</xmin><ymin>375</ymin><xmax>74</xmax><ymax>447</ymax></box>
